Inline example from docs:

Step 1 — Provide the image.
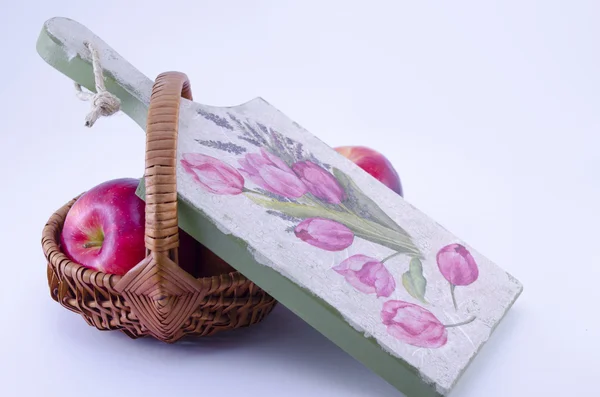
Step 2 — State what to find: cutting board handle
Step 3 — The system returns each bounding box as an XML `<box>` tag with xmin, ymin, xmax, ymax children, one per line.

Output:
<box><xmin>36</xmin><ymin>17</ymin><xmax>159</xmax><ymax>129</ymax></box>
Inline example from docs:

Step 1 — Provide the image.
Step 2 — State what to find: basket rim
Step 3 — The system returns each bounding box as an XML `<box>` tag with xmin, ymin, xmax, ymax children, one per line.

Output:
<box><xmin>42</xmin><ymin>193</ymin><xmax>253</xmax><ymax>292</ymax></box>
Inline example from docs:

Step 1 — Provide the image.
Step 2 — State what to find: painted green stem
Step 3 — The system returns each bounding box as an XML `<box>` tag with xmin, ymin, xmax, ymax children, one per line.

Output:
<box><xmin>382</xmin><ymin>251</ymin><xmax>404</xmax><ymax>263</ymax></box>
<box><xmin>332</xmin><ymin>168</ymin><xmax>409</xmax><ymax>236</ymax></box>
<box><xmin>450</xmin><ymin>284</ymin><xmax>458</xmax><ymax>310</ymax></box>
<box><xmin>245</xmin><ymin>193</ymin><xmax>423</xmax><ymax>258</ymax></box>
<box><xmin>339</xmin><ymin>202</ymin><xmax>354</xmax><ymax>214</ymax></box>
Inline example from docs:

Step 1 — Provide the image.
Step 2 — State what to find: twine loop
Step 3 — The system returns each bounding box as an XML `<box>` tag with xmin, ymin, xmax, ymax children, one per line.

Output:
<box><xmin>74</xmin><ymin>41</ymin><xmax>121</xmax><ymax>127</ymax></box>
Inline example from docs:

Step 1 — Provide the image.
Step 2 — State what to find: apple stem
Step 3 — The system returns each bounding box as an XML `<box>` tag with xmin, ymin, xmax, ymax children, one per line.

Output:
<box><xmin>83</xmin><ymin>241</ymin><xmax>103</xmax><ymax>248</ymax></box>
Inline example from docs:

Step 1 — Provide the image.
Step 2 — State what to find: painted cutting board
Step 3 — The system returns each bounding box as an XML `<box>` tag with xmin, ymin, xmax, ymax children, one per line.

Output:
<box><xmin>37</xmin><ymin>17</ymin><xmax>523</xmax><ymax>397</ymax></box>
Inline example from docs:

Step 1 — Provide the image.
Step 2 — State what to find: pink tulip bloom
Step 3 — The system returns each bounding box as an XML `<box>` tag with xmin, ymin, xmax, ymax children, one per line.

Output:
<box><xmin>333</xmin><ymin>254</ymin><xmax>396</xmax><ymax>297</ymax></box>
<box><xmin>181</xmin><ymin>153</ymin><xmax>244</xmax><ymax>195</ymax></box>
<box><xmin>381</xmin><ymin>300</ymin><xmax>447</xmax><ymax>348</ymax></box>
<box><xmin>292</xmin><ymin>161</ymin><xmax>346</xmax><ymax>204</ymax></box>
<box><xmin>436</xmin><ymin>243</ymin><xmax>479</xmax><ymax>286</ymax></box>
<box><xmin>294</xmin><ymin>217</ymin><xmax>354</xmax><ymax>251</ymax></box>
<box><xmin>238</xmin><ymin>148</ymin><xmax>307</xmax><ymax>198</ymax></box>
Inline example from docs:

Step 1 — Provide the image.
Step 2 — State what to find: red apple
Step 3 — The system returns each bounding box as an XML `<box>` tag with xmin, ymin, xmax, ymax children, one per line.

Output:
<box><xmin>334</xmin><ymin>146</ymin><xmax>403</xmax><ymax>197</ymax></box>
<box><xmin>60</xmin><ymin>177</ymin><xmax>235</xmax><ymax>277</ymax></box>
<box><xmin>60</xmin><ymin>178</ymin><xmax>146</xmax><ymax>275</ymax></box>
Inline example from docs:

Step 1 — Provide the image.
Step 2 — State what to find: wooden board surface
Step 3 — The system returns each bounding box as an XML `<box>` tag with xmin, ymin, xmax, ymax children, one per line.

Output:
<box><xmin>165</xmin><ymin>96</ymin><xmax>523</xmax><ymax>396</ymax></box>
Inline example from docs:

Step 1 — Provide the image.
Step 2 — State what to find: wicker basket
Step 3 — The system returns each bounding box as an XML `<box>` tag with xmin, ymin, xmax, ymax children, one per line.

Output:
<box><xmin>41</xmin><ymin>71</ymin><xmax>277</xmax><ymax>343</ymax></box>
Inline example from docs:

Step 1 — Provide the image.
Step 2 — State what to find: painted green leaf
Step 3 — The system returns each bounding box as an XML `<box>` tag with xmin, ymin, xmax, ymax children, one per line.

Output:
<box><xmin>245</xmin><ymin>192</ymin><xmax>423</xmax><ymax>258</ymax></box>
<box><xmin>402</xmin><ymin>257</ymin><xmax>428</xmax><ymax>303</ymax></box>
<box><xmin>332</xmin><ymin>167</ymin><xmax>409</xmax><ymax>237</ymax></box>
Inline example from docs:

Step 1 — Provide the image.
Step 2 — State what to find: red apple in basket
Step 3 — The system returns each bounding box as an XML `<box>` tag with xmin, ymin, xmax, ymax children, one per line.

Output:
<box><xmin>334</xmin><ymin>146</ymin><xmax>403</xmax><ymax>197</ymax></box>
<box><xmin>60</xmin><ymin>178</ymin><xmax>235</xmax><ymax>277</ymax></box>
<box><xmin>60</xmin><ymin>178</ymin><xmax>146</xmax><ymax>275</ymax></box>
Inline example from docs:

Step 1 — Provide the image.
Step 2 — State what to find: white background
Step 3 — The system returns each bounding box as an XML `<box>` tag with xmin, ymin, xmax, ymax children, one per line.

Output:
<box><xmin>0</xmin><ymin>1</ymin><xmax>598</xmax><ymax>396</ymax></box>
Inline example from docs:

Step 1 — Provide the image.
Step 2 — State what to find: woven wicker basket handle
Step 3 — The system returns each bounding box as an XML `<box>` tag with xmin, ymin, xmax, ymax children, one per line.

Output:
<box><xmin>114</xmin><ymin>72</ymin><xmax>206</xmax><ymax>342</ymax></box>
<box><xmin>144</xmin><ymin>71</ymin><xmax>192</xmax><ymax>262</ymax></box>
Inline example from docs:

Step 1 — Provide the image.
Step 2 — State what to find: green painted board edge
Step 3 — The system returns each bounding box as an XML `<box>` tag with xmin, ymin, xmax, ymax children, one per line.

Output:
<box><xmin>136</xmin><ymin>182</ymin><xmax>442</xmax><ymax>397</ymax></box>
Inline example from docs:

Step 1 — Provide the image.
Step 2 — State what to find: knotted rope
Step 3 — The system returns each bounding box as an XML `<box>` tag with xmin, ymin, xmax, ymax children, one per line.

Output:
<box><xmin>74</xmin><ymin>41</ymin><xmax>121</xmax><ymax>127</ymax></box>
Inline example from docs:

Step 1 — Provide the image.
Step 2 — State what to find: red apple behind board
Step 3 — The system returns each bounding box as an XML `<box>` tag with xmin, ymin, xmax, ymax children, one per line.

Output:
<box><xmin>334</xmin><ymin>146</ymin><xmax>403</xmax><ymax>197</ymax></box>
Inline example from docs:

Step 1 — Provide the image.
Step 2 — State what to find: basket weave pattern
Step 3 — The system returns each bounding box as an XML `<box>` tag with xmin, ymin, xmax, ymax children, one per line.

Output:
<box><xmin>42</xmin><ymin>72</ymin><xmax>277</xmax><ymax>342</ymax></box>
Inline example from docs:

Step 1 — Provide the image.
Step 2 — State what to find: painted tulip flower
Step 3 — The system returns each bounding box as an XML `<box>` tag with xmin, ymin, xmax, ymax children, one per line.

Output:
<box><xmin>238</xmin><ymin>148</ymin><xmax>307</xmax><ymax>198</ymax></box>
<box><xmin>436</xmin><ymin>243</ymin><xmax>479</xmax><ymax>309</ymax></box>
<box><xmin>181</xmin><ymin>153</ymin><xmax>245</xmax><ymax>195</ymax></box>
<box><xmin>333</xmin><ymin>254</ymin><xmax>396</xmax><ymax>297</ymax></box>
<box><xmin>292</xmin><ymin>160</ymin><xmax>346</xmax><ymax>204</ymax></box>
<box><xmin>437</xmin><ymin>243</ymin><xmax>479</xmax><ymax>286</ymax></box>
<box><xmin>294</xmin><ymin>217</ymin><xmax>354</xmax><ymax>251</ymax></box>
<box><xmin>381</xmin><ymin>300</ymin><xmax>447</xmax><ymax>348</ymax></box>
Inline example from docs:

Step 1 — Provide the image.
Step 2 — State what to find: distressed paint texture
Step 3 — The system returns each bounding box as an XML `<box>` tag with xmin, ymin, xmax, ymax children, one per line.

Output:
<box><xmin>175</xmin><ymin>99</ymin><xmax>523</xmax><ymax>395</ymax></box>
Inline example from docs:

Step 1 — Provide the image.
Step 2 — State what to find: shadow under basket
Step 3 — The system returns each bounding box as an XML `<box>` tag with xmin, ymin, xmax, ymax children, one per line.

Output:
<box><xmin>42</xmin><ymin>196</ymin><xmax>278</xmax><ymax>342</ymax></box>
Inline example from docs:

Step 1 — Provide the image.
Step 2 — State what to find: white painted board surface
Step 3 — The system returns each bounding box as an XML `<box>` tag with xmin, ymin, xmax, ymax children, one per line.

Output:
<box><xmin>175</xmin><ymin>97</ymin><xmax>523</xmax><ymax>395</ymax></box>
